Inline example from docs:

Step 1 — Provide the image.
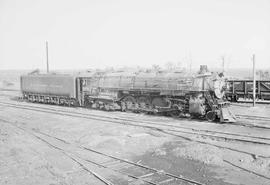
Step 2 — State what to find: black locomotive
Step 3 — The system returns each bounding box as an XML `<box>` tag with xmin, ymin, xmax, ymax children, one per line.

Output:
<box><xmin>20</xmin><ymin>66</ymin><xmax>236</xmax><ymax>122</ymax></box>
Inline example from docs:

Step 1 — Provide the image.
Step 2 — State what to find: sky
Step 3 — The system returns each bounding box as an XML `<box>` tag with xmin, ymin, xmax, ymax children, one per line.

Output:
<box><xmin>0</xmin><ymin>0</ymin><xmax>270</xmax><ymax>70</ymax></box>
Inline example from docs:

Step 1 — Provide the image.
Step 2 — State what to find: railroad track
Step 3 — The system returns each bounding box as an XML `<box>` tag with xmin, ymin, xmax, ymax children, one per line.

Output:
<box><xmin>231</xmin><ymin>103</ymin><xmax>270</xmax><ymax>125</ymax></box>
<box><xmin>231</xmin><ymin>101</ymin><xmax>270</xmax><ymax>105</ymax></box>
<box><xmin>0</xmin><ymin>88</ymin><xmax>19</xmax><ymax>91</ymax></box>
<box><xmin>234</xmin><ymin>115</ymin><xmax>270</xmax><ymax>129</ymax></box>
<box><xmin>2</xmin><ymin>118</ymin><xmax>204</xmax><ymax>185</ymax></box>
<box><xmin>236</xmin><ymin>114</ymin><xmax>270</xmax><ymax>122</ymax></box>
<box><xmin>2</xmin><ymin>91</ymin><xmax>270</xmax><ymax>124</ymax></box>
<box><xmin>0</xmin><ymin>101</ymin><xmax>270</xmax><ymax>159</ymax></box>
<box><xmin>1</xmin><ymin>101</ymin><xmax>270</xmax><ymax>143</ymax></box>
<box><xmin>1</xmin><ymin>101</ymin><xmax>270</xmax><ymax>181</ymax></box>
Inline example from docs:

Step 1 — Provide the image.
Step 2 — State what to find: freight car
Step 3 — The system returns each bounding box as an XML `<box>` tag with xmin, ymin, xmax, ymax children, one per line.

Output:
<box><xmin>226</xmin><ymin>80</ymin><xmax>270</xmax><ymax>102</ymax></box>
<box><xmin>20</xmin><ymin>66</ymin><xmax>236</xmax><ymax>123</ymax></box>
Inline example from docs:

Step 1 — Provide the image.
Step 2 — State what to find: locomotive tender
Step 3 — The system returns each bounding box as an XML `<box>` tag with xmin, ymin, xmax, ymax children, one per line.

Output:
<box><xmin>21</xmin><ymin>74</ymin><xmax>79</xmax><ymax>105</ymax></box>
<box><xmin>20</xmin><ymin>66</ymin><xmax>236</xmax><ymax>123</ymax></box>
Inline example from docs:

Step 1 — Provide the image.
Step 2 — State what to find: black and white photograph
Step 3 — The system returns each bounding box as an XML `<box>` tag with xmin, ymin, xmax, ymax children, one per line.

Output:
<box><xmin>0</xmin><ymin>0</ymin><xmax>270</xmax><ymax>184</ymax></box>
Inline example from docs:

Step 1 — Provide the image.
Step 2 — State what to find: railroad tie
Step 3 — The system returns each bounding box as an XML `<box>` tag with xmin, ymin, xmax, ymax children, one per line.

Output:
<box><xmin>137</xmin><ymin>172</ymin><xmax>155</xmax><ymax>178</ymax></box>
<box><xmin>158</xmin><ymin>178</ymin><xmax>175</xmax><ymax>184</ymax></box>
<box><xmin>105</xmin><ymin>161</ymin><xmax>130</xmax><ymax>170</ymax></box>
<box><xmin>100</xmin><ymin>159</ymin><xmax>119</xmax><ymax>166</ymax></box>
<box><xmin>101</xmin><ymin>160</ymin><xmax>121</xmax><ymax>167</ymax></box>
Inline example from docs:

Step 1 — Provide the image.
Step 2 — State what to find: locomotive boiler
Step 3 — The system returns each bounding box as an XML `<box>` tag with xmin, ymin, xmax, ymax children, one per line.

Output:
<box><xmin>79</xmin><ymin>66</ymin><xmax>235</xmax><ymax>122</ymax></box>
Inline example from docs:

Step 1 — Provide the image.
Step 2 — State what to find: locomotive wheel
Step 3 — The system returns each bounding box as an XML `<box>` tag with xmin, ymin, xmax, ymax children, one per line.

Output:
<box><xmin>152</xmin><ymin>97</ymin><xmax>169</xmax><ymax>107</ymax></box>
<box><xmin>137</xmin><ymin>96</ymin><xmax>151</xmax><ymax>109</ymax></box>
<box><xmin>121</xmin><ymin>101</ymin><xmax>126</xmax><ymax>111</ymax></box>
<box><xmin>122</xmin><ymin>96</ymin><xmax>136</xmax><ymax>111</ymax></box>
<box><xmin>104</xmin><ymin>104</ymin><xmax>110</xmax><ymax>111</ymax></box>
<box><xmin>91</xmin><ymin>101</ymin><xmax>99</xmax><ymax>109</ymax></box>
<box><xmin>233</xmin><ymin>95</ymin><xmax>239</xmax><ymax>102</ymax></box>
<box><xmin>169</xmin><ymin>104</ymin><xmax>181</xmax><ymax>118</ymax></box>
<box><xmin>206</xmin><ymin>111</ymin><xmax>216</xmax><ymax>122</ymax></box>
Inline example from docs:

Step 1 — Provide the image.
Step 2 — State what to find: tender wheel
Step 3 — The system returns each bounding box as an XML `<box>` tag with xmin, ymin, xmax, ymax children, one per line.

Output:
<box><xmin>206</xmin><ymin>111</ymin><xmax>216</xmax><ymax>122</ymax></box>
<box><xmin>121</xmin><ymin>101</ymin><xmax>126</xmax><ymax>111</ymax></box>
<box><xmin>233</xmin><ymin>95</ymin><xmax>239</xmax><ymax>102</ymax></box>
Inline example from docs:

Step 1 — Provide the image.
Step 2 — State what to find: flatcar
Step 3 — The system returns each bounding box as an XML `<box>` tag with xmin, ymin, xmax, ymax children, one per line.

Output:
<box><xmin>20</xmin><ymin>66</ymin><xmax>236</xmax><ymax>123</ymax></box>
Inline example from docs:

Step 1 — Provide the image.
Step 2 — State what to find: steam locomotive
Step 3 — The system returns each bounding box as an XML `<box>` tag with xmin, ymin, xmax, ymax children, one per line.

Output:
<box><xmin>20</xmin><ymin>66</ymin><xmax>236</xmax><ymax>123</ymax></box>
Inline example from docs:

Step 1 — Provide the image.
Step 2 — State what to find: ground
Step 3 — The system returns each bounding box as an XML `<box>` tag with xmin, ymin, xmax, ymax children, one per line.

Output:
<box><xmin>0</xmin><ymin>74</ymin><xmax>270</xmax><ymax>185</ymax></box>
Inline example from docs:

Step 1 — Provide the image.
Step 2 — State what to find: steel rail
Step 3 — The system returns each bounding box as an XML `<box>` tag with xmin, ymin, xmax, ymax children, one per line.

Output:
<box><xmin>0</xmin><ymin>101</ymin><xmax>270</xmax><ymax>158</ymax></box>
<box><xmin>1</xmin><ymin>101</ymin><xmax>269</xmax><ymax>142</ymax></box>
<box><xmin>4</xmin><ymin>117</ymin><xmax>270</xmax><ymax>183</ymax></box>
<box><xmin>2</xmin><ymin>118</ymin><xmax>204</xmax><ymax>185</ymax></box>
<box><xmin>236</xmin><ymin>114</ymin><xmax>270</xmax><ymax>121</ymax></box>
<box><xmin>4</xmin><ymin>119</ymin><xmax>115</xmax><ymax>185</ymax></box>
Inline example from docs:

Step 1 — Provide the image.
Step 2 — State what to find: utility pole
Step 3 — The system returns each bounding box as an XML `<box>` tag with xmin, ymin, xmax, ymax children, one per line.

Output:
<box><xmin>252</xmin><ymin>54</ymin><xmax>256</xmax><ymax>107</ymax></box>
<box><xmin>189</xmin><ymin>62</ymin><xmax>192</xmax><ymax>73</ymax></box>
<box><xmin>189</xmin><ymin>53</ymin><xmax>192</xmax><ymax>73</ymax></box>
<box><xmin>46</xmin><ymin>41</ymin><xmax>49</xmax><ymax>73</ymax></box>
<box><xmin>221</xmin><ymin>55</ymin><xmax>225</xmax><ymax>73</ymax></box>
